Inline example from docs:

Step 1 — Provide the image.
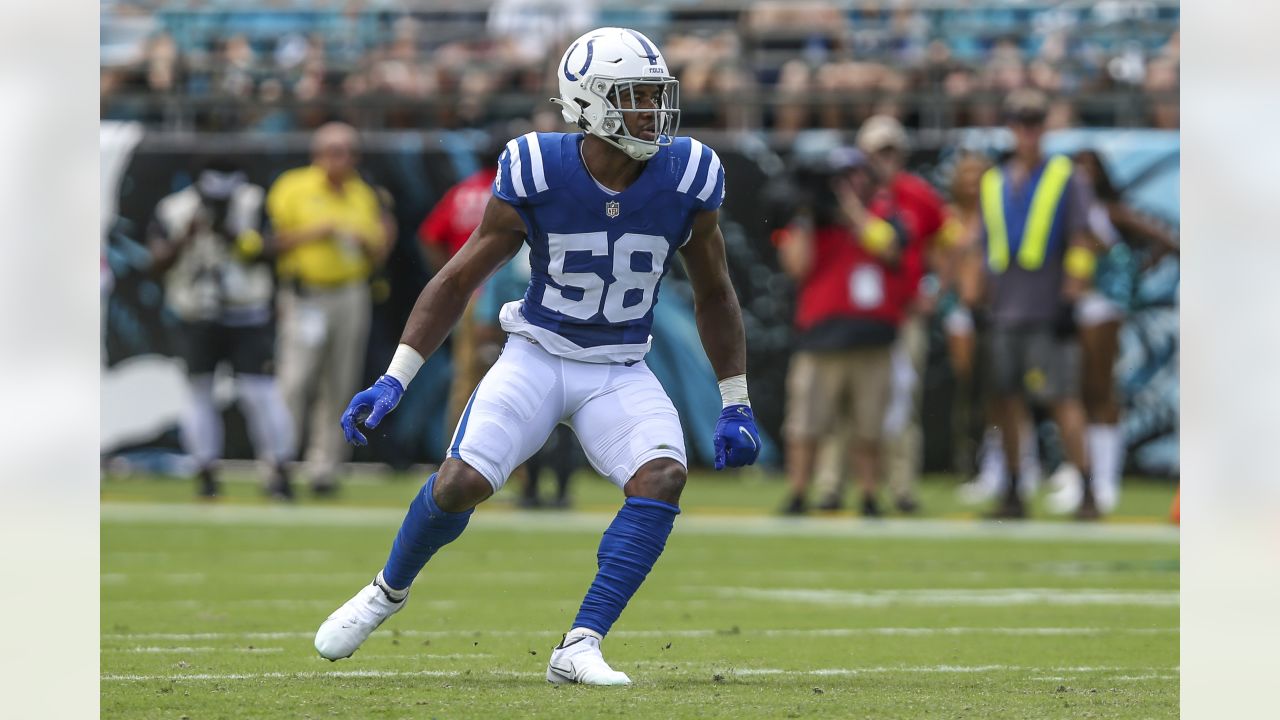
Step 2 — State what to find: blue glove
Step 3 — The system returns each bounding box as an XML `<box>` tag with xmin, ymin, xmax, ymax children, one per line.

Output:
<box><xmin>340</xmin><ymin>376</ymin><xmax>405</xmax><ymax>446</ymax></box>
<box><xmin>713</xmin><ymin>404</ymin><xmax>761</xmax><ymax>470</ymax></box>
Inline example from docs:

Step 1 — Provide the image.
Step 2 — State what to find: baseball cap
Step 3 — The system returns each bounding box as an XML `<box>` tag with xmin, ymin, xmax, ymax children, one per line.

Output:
<box><xmin>856</xmin><ymin>115</ymin><xmax>908</xmax><ymax>154</ymax></box>
<box><xmin>1002</xmin><ymin>88</ymin><xmax>1050</xmax><ymax>124</ymax></box>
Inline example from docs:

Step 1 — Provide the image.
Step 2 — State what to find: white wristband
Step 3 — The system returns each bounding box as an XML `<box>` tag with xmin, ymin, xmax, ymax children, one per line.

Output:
<box><xmin>718</xmin><ymin>374</ymin><xmax>750</xmax><ymax>408</ymax></box>
<box><xmin>385</xmin><ymin>344</ymin><xmax>425</xmax><ymax>388</ymax></box>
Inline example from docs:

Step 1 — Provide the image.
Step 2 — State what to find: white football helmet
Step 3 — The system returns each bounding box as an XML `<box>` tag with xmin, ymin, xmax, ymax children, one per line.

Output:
<box><xmin>552</xmin><ymin>27</ymin><xmax>680</xmax><ymax>161</ymax></box>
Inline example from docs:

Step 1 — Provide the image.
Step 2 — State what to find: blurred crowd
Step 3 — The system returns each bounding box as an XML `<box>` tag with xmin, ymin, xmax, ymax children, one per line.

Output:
<box><xmin>101</xmin><ymin>0</ymin><xmax>1180</xmax><ymax>133</ymax></box>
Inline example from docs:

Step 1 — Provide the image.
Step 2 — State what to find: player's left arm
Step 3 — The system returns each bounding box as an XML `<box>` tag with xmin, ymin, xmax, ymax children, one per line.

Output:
<box><xmin>678</xmin><ymin>208</ymin><xmax>761</xmax><ymax>470</ymax></box>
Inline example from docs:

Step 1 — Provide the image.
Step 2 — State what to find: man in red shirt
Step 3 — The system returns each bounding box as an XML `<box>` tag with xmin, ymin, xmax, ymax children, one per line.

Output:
<box><xmin>417</xmin><ymin>151</ymin><xmax>499</xmax><ymax>434</ymax></box>
<box><xmin>419</xmin><ymin>167</ymin><xmax>495</xmax><ymax>274</ymax></box>
<box><xmin>857</xmin><ymin>115</ymin><xmax>947</xmax><ymax>513</ymax></box>
<box><xmin>776</xmin><ymin>148</ymin><xmax>907</xmax><ymax>516</ymax></box>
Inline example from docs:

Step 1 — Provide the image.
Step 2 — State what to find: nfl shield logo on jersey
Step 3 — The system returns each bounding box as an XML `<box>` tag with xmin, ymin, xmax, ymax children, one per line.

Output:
<box><xmin>605</xmin><ymin>200</ymin><xmax>621</xmax><ymax>218</ymax></box>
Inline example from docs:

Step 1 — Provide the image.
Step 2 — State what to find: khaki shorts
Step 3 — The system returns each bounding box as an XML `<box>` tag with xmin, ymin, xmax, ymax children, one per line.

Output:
<box><xmin>784</xmin><ymin>347</ymin><xmax>893</xmax><ymax>443</ymax></box>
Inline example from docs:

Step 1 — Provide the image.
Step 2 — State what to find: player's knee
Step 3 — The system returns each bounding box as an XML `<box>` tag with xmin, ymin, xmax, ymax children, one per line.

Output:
<box><xmin>625</xmin><ymin>458</ymin><xmax>687</xmax><ymax>505</ymax></box>
<box><xmin>433</xmin><ymin>458</ymin><xmax>494</xmax><ymax>513</ymax></box>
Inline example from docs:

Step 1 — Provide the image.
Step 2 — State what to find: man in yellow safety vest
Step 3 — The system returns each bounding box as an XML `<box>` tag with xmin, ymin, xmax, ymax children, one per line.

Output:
<box><xmin>959</xmin><ymin>89</ymin><xmax>1101</xmax><ymax>520</ymax></box>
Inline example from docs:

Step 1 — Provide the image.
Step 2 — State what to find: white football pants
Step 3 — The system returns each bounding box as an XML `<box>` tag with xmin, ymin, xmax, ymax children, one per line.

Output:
<box><xmin>448</xmin><ymin>335</ymin><xmax>687</xmax><ymax>492</ymax></box>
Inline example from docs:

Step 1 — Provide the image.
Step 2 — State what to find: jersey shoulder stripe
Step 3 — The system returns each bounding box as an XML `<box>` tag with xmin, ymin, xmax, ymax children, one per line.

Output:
<box><xmin>676</xmin><ymin>138</ymin><xmax>705</xmax><ymax>194</ymax></box>
<box><xmin>524</xmin><ymin>131</ymin><xmax>550</xmax><ymax>193</ymax></box>
<box><xmin>669</xmin><ymin>136</ymin><xmax>725</xmax><ymax>211</ymax></box>
<box><xmin>496</xmin><ymin>132</ymin><xmax>565</xmax><ymax>204</ymax></box>
<box><xmin>502</xmin><ymin>138</ymin><xmax>526</xmax><ymax>198</ymax></box>
<box><xmin>696</xmin><ymin>150</ymin><xmax>723</xmax><ymax>202</ymax></box>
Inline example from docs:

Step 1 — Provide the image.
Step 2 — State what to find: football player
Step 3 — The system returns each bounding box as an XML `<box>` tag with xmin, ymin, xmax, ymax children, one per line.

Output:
<box><xmin>312</xmin><ymin>27</ymin><xmax>762</xmax><ymax>685</ymax></box>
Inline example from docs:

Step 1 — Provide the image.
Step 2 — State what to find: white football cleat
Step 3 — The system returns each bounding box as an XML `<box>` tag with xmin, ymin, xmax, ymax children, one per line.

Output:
<box><xmin>546</xmin><ymin>633</ymin><xmax>632</xmax><ymax>686</ymax></box>
<box><xmin>314</xmin><ymin>576</ymin><xmax>407</xmax><ymax>661</ymax></box>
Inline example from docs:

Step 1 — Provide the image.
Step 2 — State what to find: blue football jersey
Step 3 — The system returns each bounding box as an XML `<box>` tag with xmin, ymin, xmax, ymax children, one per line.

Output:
<box><xmin>492</xmin><ymin>132</ymin><xmax>725</xmax><ymax>363</ymax></box>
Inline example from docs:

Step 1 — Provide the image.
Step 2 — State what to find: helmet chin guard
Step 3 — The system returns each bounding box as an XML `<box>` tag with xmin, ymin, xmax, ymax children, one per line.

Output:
<box><xmin>552</xmin><ymin>27</ymin><xmax>680</xmax><ymax>161</ymax></box>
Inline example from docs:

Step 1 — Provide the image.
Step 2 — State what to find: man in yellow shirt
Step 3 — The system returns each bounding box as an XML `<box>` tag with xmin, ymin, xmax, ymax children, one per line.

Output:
<box><xmin>267</xmin><ymin>122</ymin><xmax>392</xmax><ymax>495</ymax></box>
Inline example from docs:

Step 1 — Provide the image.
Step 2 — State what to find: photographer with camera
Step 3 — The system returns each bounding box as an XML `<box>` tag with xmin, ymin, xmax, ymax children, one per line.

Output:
<box><xmin>148</xmin><ymin>159</ymin><xmax>296</xmax><ymax>499</ymax></box>
<box><xmin>774</xmin><ymin>147</ymin><xmax>909</xmax><ymax>517</ymax></box>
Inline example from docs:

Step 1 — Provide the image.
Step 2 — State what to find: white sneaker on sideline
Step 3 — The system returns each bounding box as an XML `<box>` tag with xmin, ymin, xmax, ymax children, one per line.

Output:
<box><xmin>314</xmin><ymin>577</ymin><xmax>407</xmax><ymax>661</ymax></box>
<box><xmin>957</xmin><ymin>470</ymin><xmax>1000</xmax><ymax>505</ymax></box>
<box><xmin>1095</xmin><ymin>484</ymin><xmax>1120</xmax><ymax>514</ymax></box>
<box><xmin>1045</xmin><ymin>464</ymin><xmax>1083</xmax><ymax>515</ymax></box>
<box><xmin>546</xmin><ymin>633</ymin><xmax>631</xmax><ymax>686</ymax></box>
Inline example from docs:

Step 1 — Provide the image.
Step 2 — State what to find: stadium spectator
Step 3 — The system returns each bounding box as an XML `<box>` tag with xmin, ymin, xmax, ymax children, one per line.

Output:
<box><xmin>267</xmin><ymin>122</ymin><xmax>392</xmax><ymax>496</ymax></box>
<box><xmin>746</xmin><ymin>1</ymin><xmax>853</xmax><ymax>135</ymax></box>
<box><xmin>1048</xmin><ymin>148</ymin><xmax>1179</xmax><ymax>514</ymax></box>
<box><xmin>857</xmin><ymin>115</ymin><xmax>946</xmax><ymax>514</ymax></box>
<box><xmin>958</xmin><ymin>89</ymin><xmax>1098</xmax><ymax>520</ymax></box>
<box><xmin>663</xmin><ymin>31</ymin><xmax>754</xmax><ymax>129</ymax></box>
<box><xmin>147</xmin><ymin>159</ymin><xmax>296</xmax><ymax>499</ymax></box>
<box><xmin>1041</xmin><ymin>147</ymin><xmax>1129</xmax><ymax>516</ymax></box>
<box><xmin>776</xmin><ymin>147</ymin><xmax>907</xmax><ymax>517</ymax></box>
<box><xmin>486</xmin><ymin>0</ymin><xmax>598</xmax><ymax>95</ymax></box>
<box><xmin>944</xmin><ymin>153</ymin><xmax>1043</xmax><ymax>506</ymax></box>
<box><xmin>416</xmin><ymin>143</ymin><xmax>501</xmax><ymax>437</ymax></box>
<box><xmin>936</xmin><ymin>152</ymin><xmax>990</xmax><ymax>479</ymax></box>
<box><xmin>99</xmin><ymin>2</ymin><xmax>1181</xmax><ymax>134</ymax></box>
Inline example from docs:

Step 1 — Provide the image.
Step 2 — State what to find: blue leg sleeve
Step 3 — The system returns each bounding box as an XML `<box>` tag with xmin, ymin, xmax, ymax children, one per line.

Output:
<box><xmin>381</xmin><ymin>473</ymin><xmax>473</xmax><ymax>591</ymax></box>
<box><xmin>572</xmin><ymin>496</ymin><xmax>680</xmax><ymax>636</ymax></box>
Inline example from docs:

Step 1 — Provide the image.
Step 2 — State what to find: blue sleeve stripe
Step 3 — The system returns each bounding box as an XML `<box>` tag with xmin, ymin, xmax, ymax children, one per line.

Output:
<box><xmin>523</xmin><ymin>132</ymin><xmax>549</xmax><ymax>192</ymax></box>
<box><xmin>696</xmin><ymin>151</ymin><xmax>722</xmax><ymax>202</ymax></box>
<box><xmin>505</xmin><ymin>139</ymin><xmax>527</xmax><ymax>197</ymax></box>
<box><xmin>676</xmin><ymin>139</ymin><xmax>704</xmax><ymax>194</ymax></box>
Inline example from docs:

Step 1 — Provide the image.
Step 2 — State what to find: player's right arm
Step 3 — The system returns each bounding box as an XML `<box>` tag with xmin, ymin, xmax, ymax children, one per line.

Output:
<box><xmin>399</xmin><ymin>197</ymin><xmax>525</xmax><ymax>356</ymax></box>
<box><xmin>340</xmin><ymin>196</ymin><xmax>526</xmax><ymax>445</ymax></box>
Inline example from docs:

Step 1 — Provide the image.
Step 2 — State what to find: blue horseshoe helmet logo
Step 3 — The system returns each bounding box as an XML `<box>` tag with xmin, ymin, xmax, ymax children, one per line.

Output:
<box><xmin>563</xmin><ymin>39</ymin><xmax>595</xmax><ymax>82</ymax></box>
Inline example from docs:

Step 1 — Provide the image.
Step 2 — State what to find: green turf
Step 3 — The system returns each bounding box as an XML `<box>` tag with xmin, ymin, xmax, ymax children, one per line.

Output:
<box><xmin>102</xmin><ymin>473</ymin><xmax>1178</xmax><ymax>718</ymax></box>
<box><xmin>102</xmin><ymin>468</ymin><xmax>1178</xmax><ymax>522</ymax></box>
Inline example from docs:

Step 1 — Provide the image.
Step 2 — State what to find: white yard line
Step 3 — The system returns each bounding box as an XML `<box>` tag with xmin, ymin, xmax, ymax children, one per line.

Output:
<box><xmin>756</xmin><ymin>626</ymin><xmax>1176</xmax><ymax>636</ymax></box>
<box><xmin>101</xmin><ymin>502</ymin><xmax>1179</xmax><ymax>544</ymax></box>
<box><xmin>716</xmin><ymin>587</ymin><xmax>1179</xmax><ymax>607</ymax></box>
<box><xmin>728</xmin><ymin>665</ymin><xmax>1178</xmax><ymax>677</ymax></box>
<box><xmin>101</xmin><ymin>669</ymin><xmax>468</xmax><ymax>682</ymax></box>
<box><xmin>101</xmin><ymin>665</ymin><xmax>1179</xmax><ymax>683</ymax></box>
<box><xmin>110</xmin><ymin>646</ymin><xmax>284</xmax><ymax>654</ymax></box>
<box><xmin>102</xmin><ymin>626</ymin><xmax>1175</xmax><ymax>643</ymax></box>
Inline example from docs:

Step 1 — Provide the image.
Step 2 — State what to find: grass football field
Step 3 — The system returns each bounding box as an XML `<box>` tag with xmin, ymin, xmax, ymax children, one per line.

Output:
<box><xmin>102</xmin><ymin>470</ymin><xmax>1179</xmax><ymax>719</ymax></box>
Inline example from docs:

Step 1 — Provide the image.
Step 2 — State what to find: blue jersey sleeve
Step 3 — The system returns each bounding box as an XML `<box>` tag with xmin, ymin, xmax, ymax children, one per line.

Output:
<box><xmin>492</xmin><ymin>132</ymin><xmax>556</xmax><ymax>207</ymax></box>
<box><xmin>672</xmin><ymin>137</ymin><xmax>726</xmax><ymax>213</ymax></box>
<box><xmin>695</xmin><ymin>148</ymin><xmax>725</xmax><ymax>212</ymax></box>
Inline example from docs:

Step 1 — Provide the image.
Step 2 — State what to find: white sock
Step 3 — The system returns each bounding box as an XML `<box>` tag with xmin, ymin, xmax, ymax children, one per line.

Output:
<box><xmin>977</xmin><ymin>428</ymin><xmax>1005</xmax><ymax>489</ymax></box>
<box><xmin>566</xmin><ymin>627</ymin><xmax>603</xmax><ymax>642</ymax></box>
<box><xmin>1088</xmin><ymin>424</ymin><xmax>1125</xmax><ymax>502</ymax></box>
<box><xmin>181</xmin><ymin>375</ymin><xmax>222</xmax><ymax>467</ymax></box>
<box><xmin>374</xmin><ymin>571</ymin><xmax>409</xmax><ymax>601</ymax></box>
<box><xmin>1018</xmin><ymin>421</ymin><xmax>1041</xmax><ymax>492</ymax></box>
